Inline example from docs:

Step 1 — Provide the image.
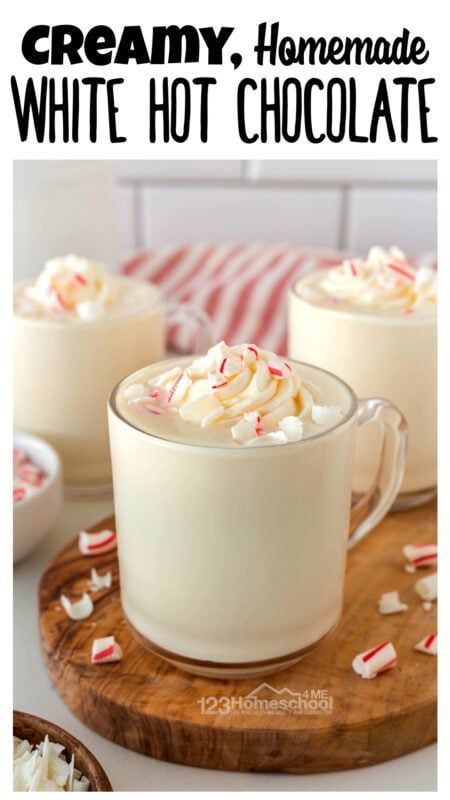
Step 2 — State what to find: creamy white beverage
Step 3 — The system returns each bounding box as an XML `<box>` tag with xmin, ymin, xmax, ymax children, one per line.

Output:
<box><xmin>289</xmin><ymin>247</ymin><xmax>436</xmax><ymax>507</ymax></box>
<box><xmin>109</xmin><ymin>342</ymin><xmax>407</xmax><ymax>677</ymax></box>
<box><xmin>14</xmin><ymin>255</ymin><xmax>165</xmax><ymax>489</ymax></box>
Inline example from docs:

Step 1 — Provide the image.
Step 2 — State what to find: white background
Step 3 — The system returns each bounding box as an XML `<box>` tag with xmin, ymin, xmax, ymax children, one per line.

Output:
<box><xmin>3</xmin><ymin>0</ymin><xmax>447</xmax><ymax>796</ymax></box>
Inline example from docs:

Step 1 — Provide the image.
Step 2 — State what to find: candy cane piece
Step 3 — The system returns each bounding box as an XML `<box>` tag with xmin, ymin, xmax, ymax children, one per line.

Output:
<box><xmin>166</xmin><ymin>370</ymin><xmax>191</xmax><ymax>405</ymax></box>
<box><xmin>414</xmin><ymin>634</ymin><xmax>437</xmax><ymax>655</ymax></box>
<box><xmin>414</xmin><ymin>572</ymin><xmax>437</xmax><ymax>602</ymax></box>
<box><xmin>311</xmin><ymin>405</ymin><xmax>343</xmax><ymax>427</ymax></box>
<box><xmin>89</xmin><ymin>568</ymin><xmax>112</xmax><ymax>592</ymax></box>
<box><xmin>218</xmin><ymin>357</ymin><xmax>242</xmax><ymax>377</ymax></box>
<box><xmin>91</xmin><ymin>636</ymin><xmax>123</xmax><ymax>664</ymax></box>
<box><xmin>352</xmin><ymin>641</ymin><xmax>397</xmax><ymax>679</ymax></box>
<box><xmin>13</xmin><ymin>486</ymin><xmax>26</xmax><ymax>503</ymax></box>
<box><xmin>278</xmin><ymin>416</ymin><xmax>304</xmax><ymax>442</ymax></box>
<box><xmin>403</xmin><ymin>543</ymin><xmax>437</xmax><ymax>567</ymax></box>
<box><xmin>79</xmin><ymin>529</ymin><xmax>117</xmax><ymax>556</ymax></box>
<box><xmin>60</xmin><ymin>593</ymin><xmax>94</xmax><ymax>621</ymax></box>
<box><xmin>387</xmin><ymin>262</ymin><xmax>415</xmax><ymax>281</ymax></box>
<box><xmin>241</xmin><ymin>346</ymin><xmax>259</xmax><ymax>365</ymax></box>
<box><xmin>378</xmin><ymin>591</ymin><xmax>408</xmax><ymax>615</ymax></box>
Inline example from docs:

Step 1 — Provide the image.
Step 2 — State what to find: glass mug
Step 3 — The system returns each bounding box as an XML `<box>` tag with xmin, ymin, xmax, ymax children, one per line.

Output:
<box><xmin>108</xmin><ymin>358</ymin><xmax>407</xmax><ymax>679</ymax></box>
<box><xmin>14</xmin><ymin>280</ymin><xmax>212</xmax><ymax>494</ymax></box>
<box><xmin>288</xmin><ymin>275</ymin><xmax>436</xmax><ymax>510</ymax></box>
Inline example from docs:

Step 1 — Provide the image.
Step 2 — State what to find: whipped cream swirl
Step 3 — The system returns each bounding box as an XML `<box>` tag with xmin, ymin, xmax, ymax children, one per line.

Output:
<box><xmin>23</xmin><ymin>255</ymin><xmax>119</xmax><ymax>321</ymax></box>
<box><xmin>319</xmin><ymin>246</ymin><xmax>436</xmax><ymax>312</ymax></box>
<box><xmin>123</xmin><ymin>342</ymin><xmax>343</xmax><ymax>446</ymax></box>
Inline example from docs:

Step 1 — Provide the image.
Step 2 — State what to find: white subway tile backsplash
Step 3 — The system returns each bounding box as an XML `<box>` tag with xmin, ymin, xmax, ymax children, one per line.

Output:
<box><xmin>117</xmin><ymin>160</ymin><xmax>243</xmax><ymax>182</ymax></box>
<box><xmin>345</xmin><ymin>188</ymin><xmax>437</xmax><ymax>254</ymax></box>
<box><xmin>112</xmin><ymin>161</ymin><xmax>437</xmax><ymax>258</ymax></box>
<box><xmin>117</xmin><ymin>186</ymin><xmax>137</xmax><ymax>258</ymax></box>
<box><xmin>247</xmin><ymin>160</ymin><xmax>437</xmax><ymax>184</ymax></box>
<box><xmin>138</xmin><ymin>186</ymin><xmax>342</xmax><ymax>249</ymax></box>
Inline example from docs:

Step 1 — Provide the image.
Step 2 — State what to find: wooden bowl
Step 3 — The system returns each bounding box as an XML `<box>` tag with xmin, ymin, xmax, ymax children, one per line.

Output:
<box><xmin>13</xmin><ymin>710</ymin><xmax>112</xmax><ymax>791</ymax></box>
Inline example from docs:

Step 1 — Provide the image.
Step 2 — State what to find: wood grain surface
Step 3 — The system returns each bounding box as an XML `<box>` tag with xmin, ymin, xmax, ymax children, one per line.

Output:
<box><xmin>13</xmin><ymin>709</ymin><xmax>112</xmax><ymax>791</ymax></box>
<box><xmin>39</xmin><ymin>501</ymin><xmax>437</xmax><ymax>774</ymax></box>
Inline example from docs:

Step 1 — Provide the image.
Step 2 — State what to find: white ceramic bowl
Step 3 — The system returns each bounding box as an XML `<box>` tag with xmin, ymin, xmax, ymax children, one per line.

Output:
<box><xmin>13</xmin><ymin>431</ymin><xmax>63</xmax><ymax>563</ymax></box>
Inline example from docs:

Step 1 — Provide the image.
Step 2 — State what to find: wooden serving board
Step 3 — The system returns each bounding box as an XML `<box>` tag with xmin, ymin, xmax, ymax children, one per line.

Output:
<box><xmin>39</xmin><ymin>502</ymin><xmax>437</xmax><ymax>774</ymax></box>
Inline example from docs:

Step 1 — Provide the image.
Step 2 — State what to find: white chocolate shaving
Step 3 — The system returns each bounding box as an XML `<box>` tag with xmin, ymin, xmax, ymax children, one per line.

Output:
<box><xmin>13</xmin><ymin>735</ymin><xmax>89</xmax><ymax>791</ymax></box>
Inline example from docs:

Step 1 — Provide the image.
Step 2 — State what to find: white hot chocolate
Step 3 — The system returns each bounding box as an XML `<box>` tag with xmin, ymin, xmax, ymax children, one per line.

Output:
<box><xmin>109</xmin><ymin>346</ymin><xmax>361</xmax><ymax>674</ymax></box>
<box><xmin>14</xmin><ymin>256</ymin><xmax>165</xmax><ymax>488</ymax></box>
<box><xmin>289</xmin><ymin>246</ymin><xmax>437</xmax><ymax>502</ymax></box>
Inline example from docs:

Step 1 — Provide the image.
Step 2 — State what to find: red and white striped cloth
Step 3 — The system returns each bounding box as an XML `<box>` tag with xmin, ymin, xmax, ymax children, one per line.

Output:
<box><xmin>122</xmin><ymin>244</ymin><xmax>436</xmax><ymax>356</ymax></box>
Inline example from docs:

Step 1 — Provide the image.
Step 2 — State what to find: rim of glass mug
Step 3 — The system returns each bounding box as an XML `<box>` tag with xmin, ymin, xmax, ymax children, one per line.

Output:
<box><xmin>289</xmin><ymin>272</ymin><xmax>437</xmax><ymax>327</ymax></box>
<box><xmin>109</xmin><ymin>356</ymin><xmax>358</xmax><ymax>453</ymax></box>
<box><xmin>13</xmin><ymin>277</ymin><xmax>163</xmax><ymax>331</ymax></box>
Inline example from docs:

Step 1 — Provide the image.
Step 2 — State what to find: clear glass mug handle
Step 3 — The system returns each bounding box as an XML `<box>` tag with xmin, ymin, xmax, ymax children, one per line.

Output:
<box><xmin>165</xmin><ymin>302</ymin><xmax>213</xmax><ymax>355</ymax></box>
<box><xmin>348</xmin><ymin>398</ymin><xmax>408</xmax><ymax>549</ymax></box>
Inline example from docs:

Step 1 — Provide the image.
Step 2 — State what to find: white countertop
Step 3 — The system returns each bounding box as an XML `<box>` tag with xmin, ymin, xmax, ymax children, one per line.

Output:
<box><xmin>14</xmin><ymin>496</ymin><xmax>437</xmax><ymax>792</ymax></box>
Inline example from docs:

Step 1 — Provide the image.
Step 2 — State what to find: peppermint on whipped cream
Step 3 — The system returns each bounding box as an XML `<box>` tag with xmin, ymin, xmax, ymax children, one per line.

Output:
<box><xmin>22</xmin><ymin>255</ymin><xmax>119</xmax><ymax>320</ymax></box>
<box><xmin>122</xmin><ymin>342</ymin><xmax>343</xmax><ymax>447</ymax></box>
<box><xmin>318</xmin><ymin>246</ymin><xmax>436</xmax><ymax>312</ymax></box>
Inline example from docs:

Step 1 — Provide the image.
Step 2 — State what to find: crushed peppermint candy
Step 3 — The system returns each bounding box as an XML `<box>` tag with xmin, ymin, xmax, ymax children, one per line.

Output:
<box><xmin>403</xmin><ymin>543</ymin><xmax>437</xmax><ymax>568</ymax></box>
<box><xmin>91</xmin><ymin>635</ymin><xmax>123</xmax><ymax>664</ymax></box>
<box><xmin>119</xmin><ymin>342</ymin><xmax>344</xmax><ymax>448</ymax></box>
<box><xmin>79</xmin><ymin>529</ymin><xmax>117</xmax><ymax>556</ymax></box>
<box><xmin>13</xmin><ymin>448</ymin><xmax>48</xmax><ymax>503</ymax></box>
<box><xmin>60</xmin><ymin>593</ymin><xmax>94</xmax><ymax>621</ymax></box>
<box><xmin>414</xmin><ymin>634</ymin><xmax>437</xmax><ymax>656</ymax></box>
<box><xmin>311</xmin><ymin>405</ymin><xmax>342</xmax><ymax>427</ymax></box>
<box><xmin>89</xmin><ymin>568</ymin><xmax>112</xmax><ymax>592</ymax></box>
<box><xmin>378</xmin><ymin>591</ymin><xmax>408</xmax><ymax>615</ymax></box>
<box><xmin>414</xmin><ymin>572</ymin><xmax>437</xmax><ymax>602</ymax></box>
<box><xmin>352</xmin><ymin>641</ymin><xmax>397</xmax><ymax>680</ymax></box>
<box><xmin>318</xmin><ymin>246</ymin><xmax>436</xmax><ymax>312</ymax></box>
